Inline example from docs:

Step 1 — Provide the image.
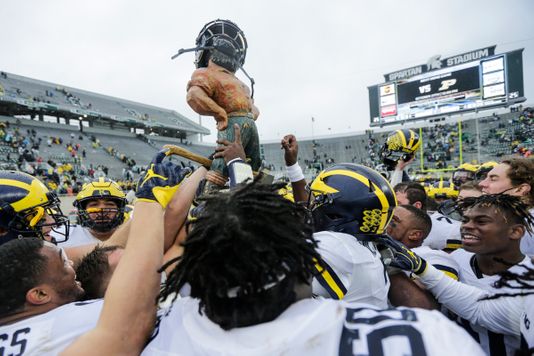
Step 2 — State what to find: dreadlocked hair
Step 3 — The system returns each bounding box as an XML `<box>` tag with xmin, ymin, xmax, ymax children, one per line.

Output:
<box><xmin>456</xmin><ymin>194</ymin><xmax>534</xmax><ymax>234</ymax></box>
<box><xmin>481</xmin><ymin>263</ymin><xmax>534</xmax><ymax>300</ymax></box>
<box><xmin>159</xmin><ymin>180</ymin><xmax>321</xmax><ymax>330</ymax></box>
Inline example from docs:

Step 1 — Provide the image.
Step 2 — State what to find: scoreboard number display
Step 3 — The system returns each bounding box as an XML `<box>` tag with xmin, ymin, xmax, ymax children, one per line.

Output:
<box><xmin>369</xmin><ymin>48</ymin><xmax>525</xmax><ymax>126</ymax></box>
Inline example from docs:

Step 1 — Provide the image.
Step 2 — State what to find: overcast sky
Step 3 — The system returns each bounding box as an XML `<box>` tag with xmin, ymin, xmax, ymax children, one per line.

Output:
<box><xmin>1</xmin><ymin>0</ymin><xmax>533</xmax><ymax>143</ymax></box>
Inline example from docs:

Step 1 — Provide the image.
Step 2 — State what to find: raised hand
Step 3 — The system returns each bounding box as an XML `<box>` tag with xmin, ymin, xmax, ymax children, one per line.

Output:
<box><xmin>378</xmin><ymin>236</ymin><xmax>428</xmax><ymax>275</ymax></box>
<box><xmin>213</xmin><ymin>124</ymin><xmax>246</xmax><ymax>164</ymax></box>
<box><xmin>136</xmin><ymin>149</ymin><xmax>192</xmax><ymax>208</ymax></box>
<box><xmin>281</xmin><ymin>134</ymin><xmax>298</xmax><ymax>166</ymax></box>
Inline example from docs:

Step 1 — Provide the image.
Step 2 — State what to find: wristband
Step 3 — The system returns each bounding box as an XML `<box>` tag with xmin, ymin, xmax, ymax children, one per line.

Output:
<box><xmin>286</xmin><ymin>162</ymin><xmax>304</xmax><ymax>182</ymax></box>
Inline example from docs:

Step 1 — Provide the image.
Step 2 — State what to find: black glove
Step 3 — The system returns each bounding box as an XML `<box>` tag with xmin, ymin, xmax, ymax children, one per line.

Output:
<box><xmin>378</xmin><ymin>236</ymin><xmax>427</xmax><ymax>275</ymax></box>
<box><xmin>136</xmin><ymin>149</ymin><xmax>192</xmax><ymax>208</ymax></box>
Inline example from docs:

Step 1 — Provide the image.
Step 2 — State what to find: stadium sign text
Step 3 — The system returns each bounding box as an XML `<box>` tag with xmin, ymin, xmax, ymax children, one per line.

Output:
<box><xmin>384</xmin><ymin>45</ymin><xmax>496</xmax><ymax>82</ymax></box>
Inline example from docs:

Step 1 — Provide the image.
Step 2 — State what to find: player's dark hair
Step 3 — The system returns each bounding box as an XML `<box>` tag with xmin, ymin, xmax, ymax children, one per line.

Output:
<box><xmin>394</xmin><ymin>182</ymin><xmax>428</xmax><ymax>212</ymax></box>
<box><xmin>159</xmin><ymin>181</ymin><xmax>321</xmax><ymax>330</ymax></box>
<box><xmin>501</xmin><ymin>157</ymin><xmax>534</xmax><ymax>207</ymax></box>
<box><xmin>456</xmin><ymin>194</ymin><xmax>534</xmax><ymax>234</ymax></box>
<box><xmin>75</xmin><ymin>245</ymin><xmax>120</xmax><ymax>300</ymax></box>
<box><xmin>459</xmin><ymin>181</ymin><xmax>482</xmax><ymax>193</ymax></box>
<box><xmin>399</xmin><ymin>204</ymin><xmax>432</xmax><ymax>238</ymax></box>
<box><xmin>0</xmin><ymin>238</ymin><xmax>46</xmax><ymax>317</ymax></box>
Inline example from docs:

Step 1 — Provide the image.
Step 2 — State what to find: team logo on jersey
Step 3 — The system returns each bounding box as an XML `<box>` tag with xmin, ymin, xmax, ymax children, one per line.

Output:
<box><xmin>360</xmin><ymin>209</ymin><xmax>382</xmax><ymax>233</ymax></box>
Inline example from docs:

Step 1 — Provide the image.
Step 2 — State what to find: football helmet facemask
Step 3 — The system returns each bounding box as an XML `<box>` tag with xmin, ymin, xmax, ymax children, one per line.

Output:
<box><xmin>309</xmin><ymin>163</ymin><xmax>397</xmax><ymax>237</ymax></box>
<box><xmin>73</xmin><ymin>178</ymin><xmax>127</xmax><ymax>233</ymax></box>
<box><xmin>0</xmin><ymin>170</ymin><xmax>69</xmax><ymax>244</ymax></box>
<box><xmin>379</xmin><ymin>129</ymin><xmax>421</xmax><ymax>170</ymax></box>
<box><xmin>452</xmin><ymin>163</ymin><xmax>478</xmax><ymax>187</ymax></box>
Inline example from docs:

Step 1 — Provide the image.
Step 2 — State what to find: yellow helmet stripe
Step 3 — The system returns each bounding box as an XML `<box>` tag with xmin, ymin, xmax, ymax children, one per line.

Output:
<box><xmin>0</xmin><ymin>178</ymin><xmax>31</xmax><ymax>191</ymax></box>
<box><xmin>411</xmin><ymin>135</ymin><xmax>421</xmax><ymax>151</ymax></box>
<box><xmin>322</xmin><ymin>169</ymin><xmax>390</xmax><ymax>233</ymax></box>
<box><xmin>0</xmin><ymin>178</ymin><xmax>49</xmax><ymax>212</ymax></box>
<box><xmin>396</xmin><ymin>130</ymin><xmax>408</xmax><ymax>148</ymax></box>
<box><xmin>407</xmin><ymin>130</ymin><xmax>415</xmax><ymax>149</ymax></box>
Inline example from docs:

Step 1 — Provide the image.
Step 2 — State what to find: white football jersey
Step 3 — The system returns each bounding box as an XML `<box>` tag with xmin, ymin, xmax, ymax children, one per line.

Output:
<box><xmin>312</xmin><ymin>231</ymin><xmax>390</xmax><ymax>308</ymax></box>
<box><xmin>522</xmin><ymin>296</ymin><xmax>534</xmax><ymax>350</ymax></box>
<box><xmin>422</xmin><ymin>212</ymin><xmax>462</xmax><ymax>251</ymax></box>
<box><xmin>520</xmin><ymin>209</ymin><xmax>534</xmax><ymax>257</ymax></box>
<box><xmin>142</xmin><ymin>297</ymin><xmax>484</xmax><ymax>356</ymax></box>
<box><xmin>0</xmin><ymin>299</ymin><xmax>103</xmax><ymax>356</ymax></box>
<box><xmin>53</xmin><ymin>224</ymin><xmax>101</xmax><ymax>248</ymax></box>
<box><xmin>451</xmin><ymin>249</ymin><xmax>533</xmax><ymax>355</ymax></box>
<box><xmin>417</xmin><ymin>263</ymin><xmax>534</xmax><ymax>354</ymax></box>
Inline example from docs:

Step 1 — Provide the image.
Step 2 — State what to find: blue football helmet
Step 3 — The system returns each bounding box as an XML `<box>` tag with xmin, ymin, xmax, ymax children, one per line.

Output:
<box><xmin>309</xmin><ymin>163</ymin><xmax>397</xmax><ymax>237</ymax></box>
<box><xmin>0</xmin><ymin>170</ymin><xmax>69</xmax><ymax>244</ymax></box>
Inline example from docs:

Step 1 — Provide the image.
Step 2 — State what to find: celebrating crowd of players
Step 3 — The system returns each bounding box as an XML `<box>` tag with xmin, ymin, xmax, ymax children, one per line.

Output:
<box><xmin>0</xmin><ymin>123</ymin><xmax>533</xmax><ymax>355</ymax></box>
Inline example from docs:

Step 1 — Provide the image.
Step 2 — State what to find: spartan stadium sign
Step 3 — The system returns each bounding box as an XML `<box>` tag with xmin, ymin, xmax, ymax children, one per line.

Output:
<box><xmin>384</xmin><ymin>46</ymin><xmax>496</xmax><ymax>82</ymax></box>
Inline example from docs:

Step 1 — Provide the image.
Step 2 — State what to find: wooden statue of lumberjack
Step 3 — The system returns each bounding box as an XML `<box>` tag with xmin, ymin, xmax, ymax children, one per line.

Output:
<box><xmin>172</xmin><ymin>19</ymin><xmax>260</xmax><ymax>188</ymax></box>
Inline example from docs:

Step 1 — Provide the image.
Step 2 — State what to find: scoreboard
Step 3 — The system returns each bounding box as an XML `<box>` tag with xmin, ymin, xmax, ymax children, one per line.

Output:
<box><xmin>368</xmin><ymin>48</ymin><xmax>525</xmax><ymax>126</ymax></box>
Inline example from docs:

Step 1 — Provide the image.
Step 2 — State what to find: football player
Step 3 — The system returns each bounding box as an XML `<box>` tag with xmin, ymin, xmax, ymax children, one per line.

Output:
<box><xmin>0</xmin><ymin>170</ymin><xmax>69</xmax><ymax>245</ymax></box>
<box><xmin>75</xmin><ymin>166</ymin><xmax>207</xmax><ymax>299</ymax></box>
<box><xmin>53</xmin><ymin>178</ymin><xmax>127</xmax><ymax>247</ymax></box>
<box><xmin>452</xmin><ymin>163</ymin><xmax>478</xmax><ymax>188</ymax></box>
<box><xmin>143</xmin><ymin>181</ymin><xmax>484</xmax><ymax>356</ymax></box>
<box><xmin>281</xmin><ymin>134</ymin><xmax>437</xmax><ymax>308</ymax></box>
<box><xmin>478</xmin><ymin>157</ymin><xmax>534</xmax><ymax>256</ymax></box>
<box><xmin>0</xmin><ymin>150</ymin><xmax>183</xmax><ymax>355</ymax></box>
<box><xmin>388</xmin><ymin>194</ymin><xmax>534</xmax><ymax>355</ymax></box>
<box><xmin>387</xmin><ymin>204</ymin><xmax>458</xmax><ymax>281</ymax></box>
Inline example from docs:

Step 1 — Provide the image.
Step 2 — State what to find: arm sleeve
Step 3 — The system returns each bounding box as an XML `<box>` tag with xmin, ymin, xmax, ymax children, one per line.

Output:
<box><xmin>389</xmin><ymin>169</ymin><xmax>403</xmax><ymax>187</ymax></box>
<box><xmin>313</xmin><ymin>232</ymin><xmax>351</xmax><ymax>300</ymax></box>
<box><xmin>418</xmin><ymin>265</ymin><xmax>522</xmax><ymax>336</ymax></box>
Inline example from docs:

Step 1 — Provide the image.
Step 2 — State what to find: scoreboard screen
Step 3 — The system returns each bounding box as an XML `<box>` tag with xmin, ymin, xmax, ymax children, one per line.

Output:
<box><xmin>369</xmin><ymin>49</ymin><xmax>525</xmax><ymax>126</ymax></box>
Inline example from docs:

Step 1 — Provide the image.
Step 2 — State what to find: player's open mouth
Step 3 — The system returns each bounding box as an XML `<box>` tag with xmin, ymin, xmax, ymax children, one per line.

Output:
<box><xmin>461</xmin><ymin>233</ymin><xmax>480</xmax><ymax>243</ymax></box>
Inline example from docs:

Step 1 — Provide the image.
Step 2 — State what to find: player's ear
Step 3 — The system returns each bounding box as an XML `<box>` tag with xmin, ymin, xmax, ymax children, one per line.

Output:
<box><xmin>515</xmin><ymin>183</ymin><xmax>531</xmax><ymax>197</ymax></box>
<box><xmin>408</xmin><ymin>229</ymin><xmax>424</xmax><ymax>243</ymax></box>
<box><xmin>26</xmin><ymin>285</ymin><xmax>51</xmax><ymax>305</ymax></box>
<box><xmin>413</xmin><ymin>201</ymin><xmax>423</xmax><ymax>210</ymax></box>
<box><xmin>508</xmin><ymin>224</ymin><xmax>526</xmax><ymax>241</ymax></box>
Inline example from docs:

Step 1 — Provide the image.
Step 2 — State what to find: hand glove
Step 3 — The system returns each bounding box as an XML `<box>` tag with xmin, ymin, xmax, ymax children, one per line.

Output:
<box><xmin>378</xmin><ymin>236</ymin><xmax>428</xmax><ymax>275</ymax></box>
<box><xmin>136</xmin><ymin>149</ymin><xmax>192</xmax><ymax>208</ymax></box>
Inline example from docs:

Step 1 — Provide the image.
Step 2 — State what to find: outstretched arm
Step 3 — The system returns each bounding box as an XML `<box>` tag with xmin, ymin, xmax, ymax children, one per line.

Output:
<box><xmin>164</xmin><ymin>167</ymin><xmax>207</xmax><ymax>252</ymax></box>
<box><xmin>281</xmin><ymin>134</ymin><xmax>308</xmax><ymax>203</ymax></box>
<box><xmin>416</xmin><ymin>264</ymin><xmax>523</xmax><ymax>336</ymax></box>
<box><xmin>61</xmin><ymin>150</ymin><xmax>183</xmax><ymax>355</ymax></box>
<box><xmin>384</xmin><ymin>236</ymin><xmax>524</xmax><ymax>337</ymax></box>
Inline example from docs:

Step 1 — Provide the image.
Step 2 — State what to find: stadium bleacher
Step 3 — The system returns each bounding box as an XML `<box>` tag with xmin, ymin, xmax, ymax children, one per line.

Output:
<box><xmin>1</xmin><ymin>70</ymin><xmax>533</xmax><ymax>188</ymax></box>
